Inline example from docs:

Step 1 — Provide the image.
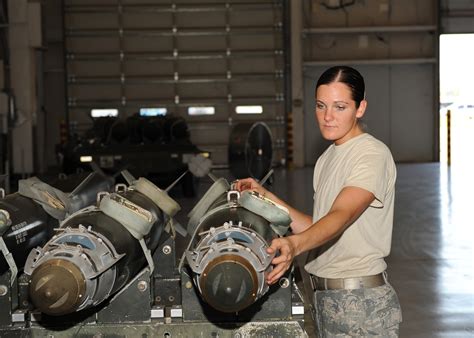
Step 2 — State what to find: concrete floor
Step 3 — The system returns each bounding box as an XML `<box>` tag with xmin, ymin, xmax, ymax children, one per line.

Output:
<box><xmin>174</xmin><ymin>162</ymin><xmax>474</xmax><ymax>337</ymax></box>
<box><xmin>387</xmin><ymin>163</ymin><xmax>474</xmax><ymax>338</ymax></box>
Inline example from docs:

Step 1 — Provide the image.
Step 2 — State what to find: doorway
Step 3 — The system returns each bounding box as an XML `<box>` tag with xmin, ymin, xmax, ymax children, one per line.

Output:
<box><xmin>439</xmin><ymin>34</ymin><xmax>474</xmax><ymax>168</ymax></box>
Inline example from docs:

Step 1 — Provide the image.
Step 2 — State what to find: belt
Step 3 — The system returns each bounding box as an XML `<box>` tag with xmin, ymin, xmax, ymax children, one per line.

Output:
<box><xmin>309</xmin><ymin>273</ymin><xmax>385</xmax><ymax>291</ymax></box>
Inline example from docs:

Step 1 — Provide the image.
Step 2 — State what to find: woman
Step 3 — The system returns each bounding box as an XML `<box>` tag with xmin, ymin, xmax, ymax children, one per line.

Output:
<box><xmin>235</xmin><ymin>66</ymin><xmax>402</xmax><ymax>337</ymax></box>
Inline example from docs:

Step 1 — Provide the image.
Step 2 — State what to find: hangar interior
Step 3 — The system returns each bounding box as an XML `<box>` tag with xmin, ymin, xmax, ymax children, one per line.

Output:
<box><xmin>0</xmin><ymin>0</ymin><xmax>473</xmax><ymax>337</ymax></box>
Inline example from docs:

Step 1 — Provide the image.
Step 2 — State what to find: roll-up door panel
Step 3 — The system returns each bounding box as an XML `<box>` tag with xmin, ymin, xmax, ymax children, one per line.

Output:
<box><xmin>64</xmin><ymin>0</ymin><xmax>287</xmax><ymax>167</ymax></box>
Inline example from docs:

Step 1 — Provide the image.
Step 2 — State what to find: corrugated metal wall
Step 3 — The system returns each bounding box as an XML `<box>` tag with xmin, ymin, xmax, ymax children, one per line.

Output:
<box><xmin>441</xmin><ymin>0</ymin><xmax>474</xmax><ymax>33</ymax></box>
<box><xmin>300</xmin><ymin>0</ymin><xmax>439</xmax><ymax>164</ymax></box>
<box><xmin>41</xmin><ymin>1</ymin><xmax>474</xmax><ymax>171</ymax></box>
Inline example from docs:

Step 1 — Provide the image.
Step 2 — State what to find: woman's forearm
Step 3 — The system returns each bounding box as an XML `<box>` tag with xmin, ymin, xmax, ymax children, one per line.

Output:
<box><xmin>290</xmin><ymin>186</ymin><xmax>375</xmax><ymax>255</ymax></box>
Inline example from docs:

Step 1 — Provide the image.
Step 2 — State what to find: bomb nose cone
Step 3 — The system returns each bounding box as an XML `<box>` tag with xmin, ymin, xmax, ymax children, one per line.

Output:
<box><xmin>29</xmin><ymin>259</ymin><xmax>86</xmax><ymax>316</ymax></box>
<box><xmin>200</xmin><ymin>254</ymin><xmax>258</xmax><ymax>313</ymax></box>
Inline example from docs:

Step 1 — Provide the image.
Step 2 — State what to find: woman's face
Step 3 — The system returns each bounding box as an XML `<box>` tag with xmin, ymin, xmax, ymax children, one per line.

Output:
<box><xmin>315</xmin><ymin>81</ymin><xmax>367</xmax><ymax>145</ymax></box>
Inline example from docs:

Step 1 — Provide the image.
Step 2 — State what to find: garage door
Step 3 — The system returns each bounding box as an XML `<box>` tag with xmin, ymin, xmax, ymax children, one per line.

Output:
<box><xmin>64</xmin><ymin>0</ymin><xmax>288</xmax><ymax>167</ymax></box>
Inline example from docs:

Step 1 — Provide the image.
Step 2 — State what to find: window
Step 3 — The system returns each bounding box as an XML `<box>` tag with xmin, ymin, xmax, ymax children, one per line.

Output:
<box><xmin>80</xmin><ymin>156</ymin><xmax>93</xmax><ymax>163</ymax></box>
<box><xmin>188</xmin><ymin>106</ymin><xmax>215</xmax><ymax>116</ymax></box>
<box><xmin>90</xmin><ymin>109</ymin><xmax>118</xmax><ymax>118</ymax></box>
<box><xmin>235</xmin><ymin>105</ymin><xmax>263</xmax><ymax>114</ymax></box>
<box><xmin>139</xmin><ymin>107</ymin><xmax>167</xmax><ymax>117</ymax></box>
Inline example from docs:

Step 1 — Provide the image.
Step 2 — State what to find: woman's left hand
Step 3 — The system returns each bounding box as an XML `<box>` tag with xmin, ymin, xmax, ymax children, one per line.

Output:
<box><xmin>265</xmin><ymin>236</ymin><xmax>298</xmax><ymax>285</ymax></box>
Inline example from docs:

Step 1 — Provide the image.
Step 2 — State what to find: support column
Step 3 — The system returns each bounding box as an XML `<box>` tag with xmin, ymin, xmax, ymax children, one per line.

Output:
<box><xmin>8</xmin><ymin>0</ymin><xmax>41</xmax><ymax>175</ymax></box>
<box><xmin>290</xmin><ymin>0</ymin><xmax>305</xmax><ymax>168</ymax></box>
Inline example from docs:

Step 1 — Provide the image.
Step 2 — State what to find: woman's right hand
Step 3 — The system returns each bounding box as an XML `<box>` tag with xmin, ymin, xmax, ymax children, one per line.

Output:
<box><xmin>235</xmin><ymin>177</ymin><xmax>312</xmax><ymax>235</ymax></box>
<box><xmin>233</xmin><ymin>177</ymin><xmax>268</xmax><ymax>197</ymax></box>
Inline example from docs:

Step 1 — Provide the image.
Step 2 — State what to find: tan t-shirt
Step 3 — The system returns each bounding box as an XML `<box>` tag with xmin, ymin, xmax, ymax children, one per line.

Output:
<box><xmin>305</xmin><ymin>133</ymin><xmax>396</xmax><ymax>278</ymax></box>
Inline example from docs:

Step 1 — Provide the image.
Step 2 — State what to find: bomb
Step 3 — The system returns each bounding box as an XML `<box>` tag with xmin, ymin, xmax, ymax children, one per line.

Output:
<box><xmin>24</xmin><ymin>177</ymin><xmax>180</xmax><ymax>316</ymax></box>
<box><xmin>0</xmin><ymin>172</ymin><xmax>115</xmax><ymax>278</ymax></box>
<box><xmin>184</xmin><ymin>178</ymin><xmax>291</xmax><ymax>313</ymax></box>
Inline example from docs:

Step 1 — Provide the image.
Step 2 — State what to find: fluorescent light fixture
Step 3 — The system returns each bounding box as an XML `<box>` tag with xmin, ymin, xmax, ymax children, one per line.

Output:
<box><xmin>188</xmin><ymin>106</ymin><xmax>215</xmax><ymax>116</ymax></box>
<box><xmin>235</xmin><ymin>105</ymin><xmax>263</xmax><ymax>114</ymax></box>
<box><xmin>139</xmin><ymin>107</ymin><xmax>167</xmax><ymax>116</ymax></box>
<box><xmin>91</xmin><ymin>109</ymin><xmax>118</xmax><ymax>118</ymax></box>
<box><xmin>80</xmin><ymin>156</ymin><xmax>93</xmax><ymax>163</ymax></box>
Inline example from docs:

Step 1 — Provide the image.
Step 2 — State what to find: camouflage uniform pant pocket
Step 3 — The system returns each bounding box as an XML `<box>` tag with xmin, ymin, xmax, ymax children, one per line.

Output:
<box><xmin>313</xmin><ymin>284</ymin><xmax>402</xmax><ymax>337</ymax></box>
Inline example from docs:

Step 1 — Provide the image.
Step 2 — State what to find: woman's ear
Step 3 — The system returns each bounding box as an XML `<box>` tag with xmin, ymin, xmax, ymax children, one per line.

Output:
<box><xmin>356</xmin><ymin>100</ymin><xmax>367</xmax><ymax>118</ymax></box>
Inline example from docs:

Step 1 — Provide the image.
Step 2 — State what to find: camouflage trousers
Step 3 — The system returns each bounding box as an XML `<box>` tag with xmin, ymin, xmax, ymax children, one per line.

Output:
<box><xmin>311</xmin><ymin>283</ymin><xmax>402</xmax><ymax>337</ymax></box>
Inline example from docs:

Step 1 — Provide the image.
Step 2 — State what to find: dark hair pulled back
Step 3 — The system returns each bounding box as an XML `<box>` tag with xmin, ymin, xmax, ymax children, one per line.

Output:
<box><xmin>316</xmin><ymin>66</ymin><xmax>365</xmax><ymax>108</ymax></box>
